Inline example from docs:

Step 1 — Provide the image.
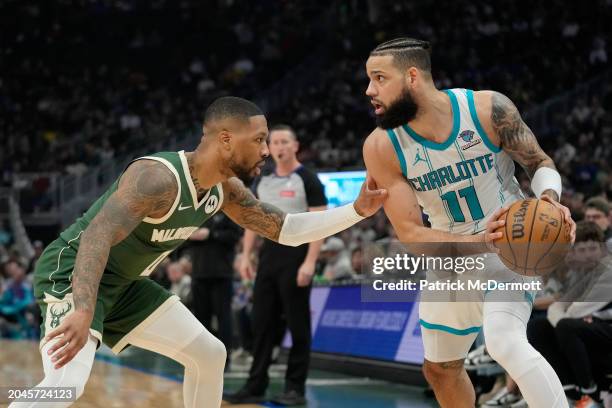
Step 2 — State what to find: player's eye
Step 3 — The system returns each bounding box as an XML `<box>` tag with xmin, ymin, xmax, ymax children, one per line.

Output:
<box><xmin>377</xmin><ymin>75</ymin><xmax>384</xmax><ymax>82</ymax></box>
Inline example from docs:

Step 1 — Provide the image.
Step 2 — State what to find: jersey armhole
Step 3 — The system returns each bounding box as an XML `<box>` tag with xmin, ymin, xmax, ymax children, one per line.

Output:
<box><xmin>465</xmin><ymin>90</ymin><xmax>502</xmax><ymax>153</ymax></box>
<box><xmin>128</xmin><ymin>156</ymin><xmax>182</xmax><ymax>224</ymax></box>
<box><xmin>385</xmin><ymin>129</ymin><xmax>408</xmax><ymax>178</ymax></box>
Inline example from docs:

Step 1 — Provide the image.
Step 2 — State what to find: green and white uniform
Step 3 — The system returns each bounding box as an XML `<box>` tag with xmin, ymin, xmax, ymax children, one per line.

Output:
<box><xmin>34</xmin><ymin>150</ymin><xmax>223</xmax><ymax>353</ymax></box>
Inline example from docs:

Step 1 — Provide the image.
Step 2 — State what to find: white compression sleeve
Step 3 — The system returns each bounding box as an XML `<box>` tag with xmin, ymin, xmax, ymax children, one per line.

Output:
<box><xmin>484</xmin><ymin>304</ymin><xmax>568</xmax><ymax>408</ymax></box>
<box><xmin>127</xmin><ymin>300</ymin><xmax>226</xmax><ymax>408</ymax></box>
<box><xmin>531</xmin><ymin>167</ymin><xmax>562</xmax><ymax>198</ymax></box>
<box><xmin>278</xmin><ymin>203</ymin><xmax>364</xmax><ymax>247</ymax></box>
<box><xmin>9</xmin><ymin>336</ymin><xmax>97</xmax><ymax>408</ymax></box>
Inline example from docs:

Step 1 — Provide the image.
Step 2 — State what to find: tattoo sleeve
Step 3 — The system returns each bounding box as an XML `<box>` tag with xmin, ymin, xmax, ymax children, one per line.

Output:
<box><xmin>491</xmin><ymin>92</ymin><xmax>556</xmax><ymax>181</ymax></box>
<box><xmin>221</xmin><ymin>178</ymin><xmax>286</xmax><ymax>241</ymax></box>
<box><xmin>72</xmin><ymin>160</ymin><xmax>177</xmax><ymax>313</ymax></box>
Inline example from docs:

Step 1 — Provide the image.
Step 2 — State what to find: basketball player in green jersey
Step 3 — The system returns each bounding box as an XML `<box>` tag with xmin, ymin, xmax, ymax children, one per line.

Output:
<box><xmin>12</xmin><ymin>97</ymin><xmax>386</xmax><ymax>408</ymax></box>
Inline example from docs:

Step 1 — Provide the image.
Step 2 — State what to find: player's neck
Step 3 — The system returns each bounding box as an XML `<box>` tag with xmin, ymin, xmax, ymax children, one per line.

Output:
<box><xmin>408</xmin><ymin>89</ymin><xmax>453</xmax><ymax>139</ymax></box>
<box><xmin>275</xmin><ymin>159</ymin><xmax>301</xmax><ymax>177</ymax></box>
<box><xmin>185</xmin><ymin>150</ymin><xmax>224</xmax><ymax>194</ymax></box>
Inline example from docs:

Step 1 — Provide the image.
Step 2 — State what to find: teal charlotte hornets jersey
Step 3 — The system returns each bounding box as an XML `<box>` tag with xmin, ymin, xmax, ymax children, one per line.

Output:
<box><xmin>58</xmin><ymin>150</ymin><xmax>224</xmax><ymax>284</ymax></box>
<box><xmin>387</xmin><ymin>88</ymin><xmax>524</xmax><ymax>234</ymax></box>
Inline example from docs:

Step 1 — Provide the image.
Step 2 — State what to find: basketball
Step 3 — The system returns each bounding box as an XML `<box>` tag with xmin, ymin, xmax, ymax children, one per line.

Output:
<box><xmin>494</xmin><ymin>198</ymin><xmax>572</xmax><ymax>276</ymax></box>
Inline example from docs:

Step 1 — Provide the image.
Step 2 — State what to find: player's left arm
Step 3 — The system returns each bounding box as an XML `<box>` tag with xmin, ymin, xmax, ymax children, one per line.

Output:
<box><xmin>221</xmin><ymin>177</ymin><xmax>386</xmax><ymax>246</ymax></box>
<box><xmin>477</xmin><ymin>90</ymin><xmax>575</xmax><ymax>241</ymax></box>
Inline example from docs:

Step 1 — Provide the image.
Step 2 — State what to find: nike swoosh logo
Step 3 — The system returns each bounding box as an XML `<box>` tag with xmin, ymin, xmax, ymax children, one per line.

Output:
<box><xmin>178</xmin><ymin>204</ymin><xmax>192</xmax><ymax>211</ymax></box>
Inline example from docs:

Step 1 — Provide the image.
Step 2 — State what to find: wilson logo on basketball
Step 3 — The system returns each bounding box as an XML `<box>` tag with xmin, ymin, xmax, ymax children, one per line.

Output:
<box><xmin>511</xmin><ymin>200</ymin><xmax>530</xmax><ymax>239</ymax></box>
<box><xmin>494</xmin><ymin>198</ymin><xmax>571</xmax><ymax>277</ymax></box>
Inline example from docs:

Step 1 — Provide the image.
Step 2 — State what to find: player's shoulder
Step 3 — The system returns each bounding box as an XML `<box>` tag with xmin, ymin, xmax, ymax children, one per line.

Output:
<box><xmin>472</xmin><ymin>90</ymin><xmax>518</xmax><ymax>117</ymax></box>
<box><xmin>363</xmin><ymin>127</ymin><xmax>394</xmax><ymax>156</ymax></box>
<box><xmin>121</xmin><ymin>158</ymin><xmax>178</xmax><ymax>194</ymax></box>
<box><xmin>363</xmin><ymin>127</ymin><xmax>403</xmax><ymax>176</ymax></box>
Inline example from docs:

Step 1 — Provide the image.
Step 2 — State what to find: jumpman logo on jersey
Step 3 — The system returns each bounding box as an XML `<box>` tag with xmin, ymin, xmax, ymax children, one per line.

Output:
<box><xmin>413</xmin><ymin>148</ymin><xmax>427</xmax><ymax>166</ymax></box>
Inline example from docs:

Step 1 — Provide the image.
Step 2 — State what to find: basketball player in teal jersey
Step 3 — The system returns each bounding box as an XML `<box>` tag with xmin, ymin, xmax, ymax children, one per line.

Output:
<box><xmin>11</xmin><ymin>97</ymin><xmax>386</xmax><ymax>408</ymax></box>
<box><xmin>362</xmin><ymin>38</ymin><xmax>576</xmax><ymax>407</ymax></box>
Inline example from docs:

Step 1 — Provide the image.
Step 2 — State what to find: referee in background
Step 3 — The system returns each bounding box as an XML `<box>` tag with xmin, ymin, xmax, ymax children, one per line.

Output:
<box><xmin>224</xmin><ymin>124</ymin><xmax>327</xmax><ymax>405</ymax></box>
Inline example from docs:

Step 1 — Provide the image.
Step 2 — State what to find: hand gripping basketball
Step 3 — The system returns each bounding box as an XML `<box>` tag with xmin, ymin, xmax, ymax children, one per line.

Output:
<box><xmin>484</xmin><ymin>206</ymin><xmax>510</xmax><ymax>253</ymax></box>
<box><xmin>493</xmin><ymin>198</ymin><xmax>573</xmax><ymax>276</ymax></box>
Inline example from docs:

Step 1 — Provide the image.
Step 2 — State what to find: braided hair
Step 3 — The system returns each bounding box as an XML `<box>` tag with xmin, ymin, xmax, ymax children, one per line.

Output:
<box><xmin>370</xmin><ymin>38</ymin><xmax>432</xmax><ymax>72</ymax></box>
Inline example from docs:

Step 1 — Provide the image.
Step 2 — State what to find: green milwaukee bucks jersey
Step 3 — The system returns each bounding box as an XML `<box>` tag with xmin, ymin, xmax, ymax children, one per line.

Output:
<box><xmin>59</xmin><ymin>150</ymin><xmax>224</xmax><ymax>283</ymax></box>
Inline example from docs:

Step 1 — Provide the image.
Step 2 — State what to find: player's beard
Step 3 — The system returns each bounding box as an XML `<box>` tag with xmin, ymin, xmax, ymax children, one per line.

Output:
<box><xmin>376</xmin><ymin>87</ymin><xmax>419</xmax><ymax>130</ymax></box>
<box><xmin>229</xmin><ymin>157</ymin><xmax>260</xmax><ymax>184</ymax></box>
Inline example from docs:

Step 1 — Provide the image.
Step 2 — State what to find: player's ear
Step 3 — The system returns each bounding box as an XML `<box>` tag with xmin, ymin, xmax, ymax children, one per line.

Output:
<box><xmin>407</xmin><ymin>67</ymin><xmax>419</xmax><ymax>86</ymax></box>
<box><xmin>219</xmin><ymin>130</ymin><xmax>232</xmax><ymax>151</ymax></box>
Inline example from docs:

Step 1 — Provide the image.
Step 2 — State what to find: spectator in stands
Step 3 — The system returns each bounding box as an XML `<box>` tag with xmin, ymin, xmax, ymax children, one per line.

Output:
<box><xmin>0</xmin><ymin>260</ymin><xmax>35</xmax><ymax>338</ymax></box>
<box><xmin>27</xmin><ymin>240</ymin><xmax>44</xmax><ymax>275</ymax></box>
<box><xmin>0</xmin><ymin>220</ymin><xmax>12</xmax><ymax>247</ymax></box>
<box><xmin>584</xmin><ymin>197</ymin><xmax>612</xmax><ymax>242</ymax></box>
<box><xmin>350</xmin><ymin>247</ymin><xmax>365</xmax><ymax>278</ymax></box>
<box><xmin>528</xmin><ymin>221</ymin><xmax>612</xmax><ymax>405</ymax></box>
<box><xmin>320</xmin><ymin>237</ymin><xmax>354</xmax><ymax>281</ymax></box>
<box><xmin>166</xmin><ymin>261</ymin><xmax>192</xmax><ymax>308</ymax></box>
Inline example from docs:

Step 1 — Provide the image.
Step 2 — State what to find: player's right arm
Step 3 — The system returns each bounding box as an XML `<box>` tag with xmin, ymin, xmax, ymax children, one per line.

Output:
<box><xmin>45</xmin><ymin>160</ymin><xmax>178</xmax><ymax>368</ymax></box>
<box><xmin>363</xmin><ymin>129</ymin><xmax>504</xmax><ymax>252</ymax></box>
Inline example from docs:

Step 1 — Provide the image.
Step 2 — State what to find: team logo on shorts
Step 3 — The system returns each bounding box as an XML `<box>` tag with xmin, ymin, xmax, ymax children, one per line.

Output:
<box><xmin>49</xmin><ymin>302</ymin><xmax>72</xmax><ymax>328</ymax></box>
<box><xmin>44</xmin><ymin>293</ymin><xmax>75</xmax><ymax>332</ymax></box>
<box><xmin>459</xmin><ymin>130</ymin><xmax>482</xmax><ymax>150</ymax></box>
<box><xmin>204</xmin><ymin>195</ymin><xmax>219</xmax><ymax>214</ymax></box>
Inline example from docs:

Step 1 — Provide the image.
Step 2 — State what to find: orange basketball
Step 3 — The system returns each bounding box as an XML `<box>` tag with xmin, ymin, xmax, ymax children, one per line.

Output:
<box><xmin>493</xmin><ymin>198</ymin><xmax>571</xmax><ymax>276</ymax></box>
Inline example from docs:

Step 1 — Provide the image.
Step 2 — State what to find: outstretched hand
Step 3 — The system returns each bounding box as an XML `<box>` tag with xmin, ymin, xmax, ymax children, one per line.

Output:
<box><xmin>353</xmin><ymin>174</ymin><xmax>388</xmax><ymax>218</ymax></box>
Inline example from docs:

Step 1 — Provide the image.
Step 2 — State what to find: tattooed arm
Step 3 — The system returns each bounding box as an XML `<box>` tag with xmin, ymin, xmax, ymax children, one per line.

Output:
<box><xmin>221</xmin><ymin>177</ymin><xmax>286</xmax><ymax>241</ymax></box>
<box><xmin>222</xmin><ymin>176</ymin><xmax>386</xmax><ymax>245</ymax></box>
<box><xmin>477</xmin><ymin>91</ymin><xmax>575</xmax><ymax>242</ymax></box>
<box><xmin>72</xmin><ymin>160</ymin><xmax>177</xmax><ymax>312</ymax></box>
<box><xmin>479</xmin><ymin>91</ymin><xmax>559</xmax><ymax>200</ymax></box>
<box><xmin>45</xmin><ymin>160</ymin><xmax>177</xmax><ymax>368</ymax></box>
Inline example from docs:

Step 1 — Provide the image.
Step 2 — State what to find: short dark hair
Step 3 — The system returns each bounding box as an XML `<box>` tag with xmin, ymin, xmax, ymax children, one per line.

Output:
<box><xmin>370</xmin><ymin>37</ymin><xmax>431</xmax><ymax>72</ymax></box>
<box><xmin>585</xmin><ymin>197</ymin><xmax>610</xmax><ymax>215</ymax></box>
<box><xmin>575</xmin><ymin>221</ymin><xmax>605</xmax><ymax>243</ymax></box>
<box><xmin>203</xmin><ymin>96</ymin><xmax>263</xmax><ymax>126</ymax></box>
<box><xmin>269</xmin><ymin>124</ymin><xmax>297</xmax><ymax>140</ymax></box>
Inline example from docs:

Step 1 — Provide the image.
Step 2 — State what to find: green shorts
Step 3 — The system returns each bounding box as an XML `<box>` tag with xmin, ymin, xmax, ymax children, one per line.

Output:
<box><xmin>34</xmin><ymin>238</ymin><xmax>178</xmax><ymax>354</ymax></box>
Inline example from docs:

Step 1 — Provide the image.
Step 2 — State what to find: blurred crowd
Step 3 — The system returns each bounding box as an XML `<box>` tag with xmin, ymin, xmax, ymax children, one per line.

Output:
<box><xmin>1</xmin><ymin>0</ymin><xmax>328</xmax><ymax>179</ymax></box>
<box><xmin>271</xmin><ymin>0</ymin><xmax>612</xmax><ymax>177</ymax></box>
<box><xmin>2</xmin><ymin>0</ymin><xmax>611</xmax><ymax>197</ymax></box>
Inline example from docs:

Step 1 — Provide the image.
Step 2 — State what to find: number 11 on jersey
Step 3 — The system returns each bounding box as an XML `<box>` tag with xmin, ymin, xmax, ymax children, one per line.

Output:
<box><xmin>440</xmin><ymin>185</ymin><xmax>484</xmax><ymax>222</ymax></box>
